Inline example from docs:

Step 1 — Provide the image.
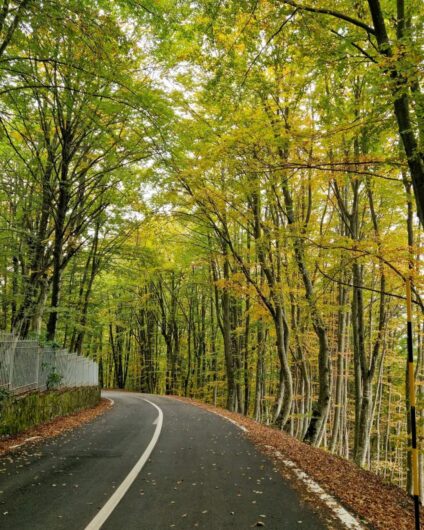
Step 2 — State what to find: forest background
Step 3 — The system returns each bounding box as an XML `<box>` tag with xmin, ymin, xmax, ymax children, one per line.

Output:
<box><xmin>0</xmin><ymin>0</ymin><xmax>423</xmax><ymax>499</ymax></box>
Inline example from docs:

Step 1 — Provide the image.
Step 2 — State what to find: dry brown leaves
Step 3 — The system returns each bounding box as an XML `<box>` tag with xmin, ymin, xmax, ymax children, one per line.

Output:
<box><xmin>173</xmin><ymin>396</ymin><xmax>421</xmax><ymax>530</ymax></box>
<box><xmin>0</xmin><ymin>398</ymin><xmax>112</xmax><ymax>456</ymax></box>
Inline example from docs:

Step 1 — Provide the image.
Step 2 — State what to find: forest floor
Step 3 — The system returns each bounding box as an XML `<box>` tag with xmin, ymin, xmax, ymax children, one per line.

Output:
<box><xmin>174</xmin><ymin>396</ymin><xmax>421</xmax><ymax>530</ymax></box>
<box><xmin>0</xmin><ymin>397</ymin><xmax>112</xmax><ymax>456</ymax></box>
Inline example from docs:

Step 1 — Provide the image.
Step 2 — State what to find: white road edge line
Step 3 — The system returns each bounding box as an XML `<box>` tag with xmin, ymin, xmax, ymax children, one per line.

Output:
<box><xmin>9</xmin><ymin>436</ymin><xmax>41</xmax><ymax>450</ymax></box>
<box><xmin>272</xmin><ymin>452</ymin><xmax>364</xmax><ymax>530</ymax></box>
<box><xmin>84</xmin><ymin>398</ymin><xmax>163</xmax><ymax>530</ymax></box>
<box><xmin>208</xmin><ymin>410</ymin><xmax>248</xmax><ymax>432</ymax></box>
<box><xmin>211</xmin><ymin>410</ymin><xmax>364</xmax><ymax>530</ymax></box>
<box><xmin>224</xmin><ymin>417</ymin><xmax>248</xmax><ymax>432</ymax></box>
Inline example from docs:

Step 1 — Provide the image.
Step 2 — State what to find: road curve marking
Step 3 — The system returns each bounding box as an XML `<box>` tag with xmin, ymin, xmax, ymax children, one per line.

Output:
<box><xmin>84</xmin><ymin>397</ymin><xmax>163</xmax><ymax>530</ymax></box>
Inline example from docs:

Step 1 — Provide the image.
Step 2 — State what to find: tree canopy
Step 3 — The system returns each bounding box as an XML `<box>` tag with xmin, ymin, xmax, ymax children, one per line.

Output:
<box><xmin>0</xmin><ymin>0</ymin><xmax>423</xmax><ymax>499</ymax></box>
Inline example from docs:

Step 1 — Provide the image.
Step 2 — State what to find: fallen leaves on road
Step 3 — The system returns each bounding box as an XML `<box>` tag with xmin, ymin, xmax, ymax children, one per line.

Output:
<box><xmin>174</xmin><ymin>396</ymin><xmax>422</xmax><ymax>530</ymax></box>
<box><xmin>0</xmin><ymin>398</ymin><xmax>112</xmax><ymax>456</ymax></box>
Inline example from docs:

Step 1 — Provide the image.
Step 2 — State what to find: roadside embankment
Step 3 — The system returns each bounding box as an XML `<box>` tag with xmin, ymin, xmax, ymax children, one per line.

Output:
<box><xmin>0</xmin><ymin>386</ymin><xmax>100</xmax><ymax>435</ymax></box>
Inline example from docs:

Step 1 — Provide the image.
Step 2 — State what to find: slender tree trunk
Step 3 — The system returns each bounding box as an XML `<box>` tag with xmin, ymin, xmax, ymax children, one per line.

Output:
<box><xmin>331</xmin><ymin>280</ymin><xmax>348</xmax><ymax>453</ymax></box>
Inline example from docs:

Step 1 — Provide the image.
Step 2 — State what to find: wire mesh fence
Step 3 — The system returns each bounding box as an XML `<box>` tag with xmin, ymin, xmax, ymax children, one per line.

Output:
<box><xmin>0</xmin><ymin>333</ymin><xmax>98</xmax><ymax>395</ymax></box>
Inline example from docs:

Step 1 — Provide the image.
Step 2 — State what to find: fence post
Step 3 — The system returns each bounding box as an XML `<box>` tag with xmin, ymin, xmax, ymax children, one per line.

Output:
<box><xmin>7</xmin><ymin>340</ymin><xmax>16</xmax><ymax>391</ymax></box>
<box><xmin>35</xmin><ymin>342</ymin><xmax>41</xmax><ymax>391</ymax></box>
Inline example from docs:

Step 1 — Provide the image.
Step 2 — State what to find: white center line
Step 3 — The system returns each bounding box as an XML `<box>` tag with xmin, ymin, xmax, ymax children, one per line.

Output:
<box><xmin>84</xmin><ymin>397</ymin><xmax>163</xmax><ymax>530</ymax></box>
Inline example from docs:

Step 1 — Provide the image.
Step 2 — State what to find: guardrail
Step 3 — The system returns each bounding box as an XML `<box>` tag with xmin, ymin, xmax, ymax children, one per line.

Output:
<box><xmin>0</xmin><ymin>333</ymin><xmax>98</xmax><ymax>394</ymax></box>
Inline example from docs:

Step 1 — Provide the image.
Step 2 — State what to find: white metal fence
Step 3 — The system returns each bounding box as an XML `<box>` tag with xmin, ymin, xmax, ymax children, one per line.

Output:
<box><xmin>0</xmin><ymin>333</ymin><xmax>98</xmax><ymax>395</ymax></box>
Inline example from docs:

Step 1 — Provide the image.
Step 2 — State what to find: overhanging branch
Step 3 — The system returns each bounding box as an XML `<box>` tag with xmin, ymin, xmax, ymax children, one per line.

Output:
<box><xmin>278</xmin><ymin>0</ymin><xmax>376</xmax><ymax>35</ymax></box>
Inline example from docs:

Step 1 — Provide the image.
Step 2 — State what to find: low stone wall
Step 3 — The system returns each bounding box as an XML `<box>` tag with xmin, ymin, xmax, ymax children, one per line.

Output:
<box><xmin>0</xmin><ymin>386</ymin><xmax>100</xmax><ymax>435</ymax></box>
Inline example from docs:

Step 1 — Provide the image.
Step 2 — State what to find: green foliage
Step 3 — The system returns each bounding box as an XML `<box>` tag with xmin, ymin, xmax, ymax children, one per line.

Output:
<box><xmin>0</xmin><ymin>388</ymin><xmax>11</xmax><ymax>402</ymax></box>
<box><xmin>46</xmin><ymin>367</ymin><xmax>64</xmax><ymax>391</ymax></box>
<box><xmin>0</xmin><ymin>0</ymin><xmax>422</xmax><ymax>496</ymax></box>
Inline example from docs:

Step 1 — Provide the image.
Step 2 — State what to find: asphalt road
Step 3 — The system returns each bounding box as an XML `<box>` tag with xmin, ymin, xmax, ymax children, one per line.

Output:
<box><xmin>0</xmin><ymin>391</ymin><xmax>329</xmax><ymax>529</ymax></box>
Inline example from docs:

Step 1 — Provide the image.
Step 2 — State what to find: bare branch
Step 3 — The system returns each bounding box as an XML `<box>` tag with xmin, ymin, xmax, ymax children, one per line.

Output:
<box><xmin>278</xmin><ymin>0</ymin><xmax>375</xmax><ymax>35</ymax></box>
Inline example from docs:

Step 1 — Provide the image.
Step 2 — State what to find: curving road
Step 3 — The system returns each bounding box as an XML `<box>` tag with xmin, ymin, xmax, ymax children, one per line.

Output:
<box><xmin>0</xmin><ymin>391</ymin><xmax>329</xmax><ymax>529</ymax></box>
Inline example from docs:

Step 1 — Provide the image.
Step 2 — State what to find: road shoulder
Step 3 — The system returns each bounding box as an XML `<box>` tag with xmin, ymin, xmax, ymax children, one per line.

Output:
<box><xmin>171</xmin><ymin>396</ymin><xmax>417</xmax><ymax>530</ymax></box>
